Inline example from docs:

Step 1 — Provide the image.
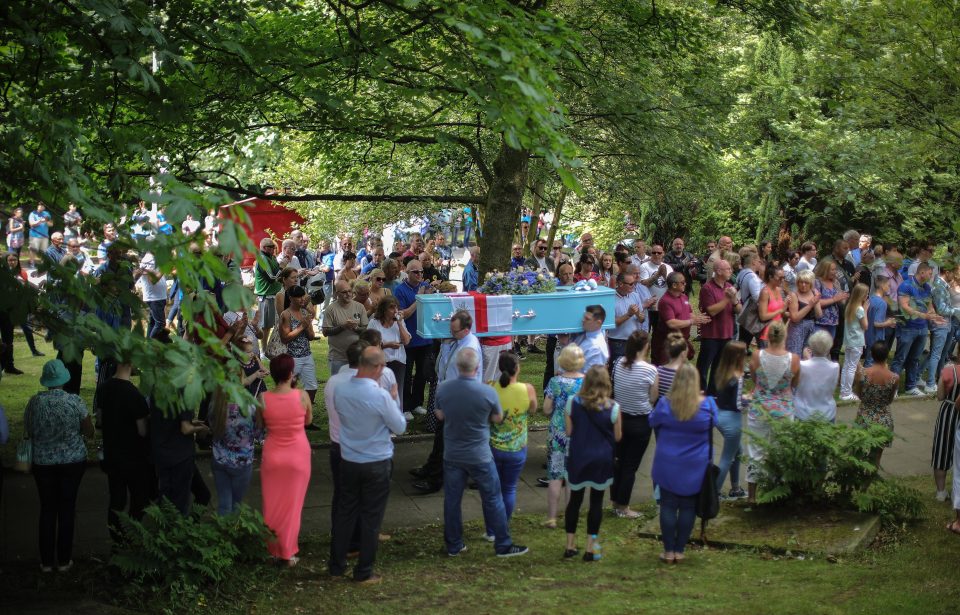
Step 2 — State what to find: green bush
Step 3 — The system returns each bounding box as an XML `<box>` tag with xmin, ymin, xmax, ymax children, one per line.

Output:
<box><xmin>749</xmin><ymin>417</ymin><xmax>893</xmax><ymax>505</ymax></box>
<box><xmin>854</xmin><ymin>479</ymin><xmax>927</xmax><ymax>524</ymax></box>
<box><xmin>110</xmin><ymin>500</ymin><xmax>273</xmax><ymax>611</ymax></box>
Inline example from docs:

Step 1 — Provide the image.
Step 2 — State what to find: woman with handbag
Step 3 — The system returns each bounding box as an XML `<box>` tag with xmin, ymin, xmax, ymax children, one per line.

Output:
<box><xmin>24</xmin><ymin>359</ymin><xmax>94</xmax><ymax>572</ymax></box>
<box><xmin>650</xmin><ymin>363</ymin><xmax>717</xmax><ymax>564</ymax></box>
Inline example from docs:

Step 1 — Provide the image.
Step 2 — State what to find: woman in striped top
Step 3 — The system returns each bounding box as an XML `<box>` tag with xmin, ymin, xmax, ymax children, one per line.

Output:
<box><xmin>657</xmin><ymin>333</ymin><xmax>689</xmax><ymax>397</ymax></box>
<box><xmin>610</xmin><ymin>331</ymin><xmax>659</xmax><ymax>518</ymax></box>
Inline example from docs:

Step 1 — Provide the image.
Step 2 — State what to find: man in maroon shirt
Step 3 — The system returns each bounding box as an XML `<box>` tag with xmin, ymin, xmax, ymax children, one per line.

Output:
<box><xmin>652</xmin><ymin>272</ymin><xmax>710</xmax><ymax>366</ymax></box>
<box><xmin>696</xmin><ymin>259</ymin><xmax>741</xmax><ymax>393</ymax></box>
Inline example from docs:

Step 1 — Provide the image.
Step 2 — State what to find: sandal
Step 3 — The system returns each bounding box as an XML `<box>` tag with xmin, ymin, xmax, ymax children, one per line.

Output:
<box><xmin>563</xmin><ymin>548</ymin><xmax>579</xmax><ymax>559</ymax></box>
<box><xmin>947</xmin><ymin>521</ymin><xmax>960</xmax><ymax>536</ymax></box>
<box><xmin>658</xmin><ymin>552</ymin><xmax>675</xmax><ymax>564</ymax></box>
<box><xmin>542</xmin><ymin>518</ymin><xmax>558</xmax><ymax>529</ymax></box>
<box><xmin>673</xmin><ymin>553</ymin><xmax>686</xmax><ymax>564</ymax></box>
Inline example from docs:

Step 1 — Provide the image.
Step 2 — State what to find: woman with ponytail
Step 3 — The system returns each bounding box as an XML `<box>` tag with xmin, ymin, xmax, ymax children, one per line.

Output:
<box><xmin>486</xmin><ymin>351</ymin><xmax>538</xmax><ymax>539</ymax></box>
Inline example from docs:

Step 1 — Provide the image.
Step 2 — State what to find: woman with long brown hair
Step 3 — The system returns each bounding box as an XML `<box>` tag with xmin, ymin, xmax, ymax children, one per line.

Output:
<box><xmin>610</xmin><ymin>330</ymin><xmax>658</xmax><ymax>518</ymax></box>
<box><xmin>712</xmin><ymin>342</ymin><xmax>747</xmax><ymax>499</ymax></box>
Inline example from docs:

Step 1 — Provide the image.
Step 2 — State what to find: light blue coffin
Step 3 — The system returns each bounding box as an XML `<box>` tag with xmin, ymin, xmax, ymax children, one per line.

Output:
<box><xmin>415</xmin><ymin>286</ymin><xmax>616</xmax><ymax>338</ymax></box>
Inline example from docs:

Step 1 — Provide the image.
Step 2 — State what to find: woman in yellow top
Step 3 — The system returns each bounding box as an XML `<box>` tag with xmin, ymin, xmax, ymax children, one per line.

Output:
<box><xmin>485</xmin><ymin>351</ymin><xmax>538</xmax><ymax>540</ymax></box>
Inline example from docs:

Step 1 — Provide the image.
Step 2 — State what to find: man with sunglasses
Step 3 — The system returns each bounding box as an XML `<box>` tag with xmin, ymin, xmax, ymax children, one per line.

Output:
<box><xmin>523</xmin><ymin>239</ymin><xmax>555</xmax><ymax>275</ymax></box>
<box><xmin>254</xmin><ymin>237</ymin><xmax>283</xmax><ymax>358</ymax></box>
<box><xmin>394</xmin><ymin>260</ymin><xmax>434</xmax><ymax>417</ymax></box>
<box><xmin>608</xmin><ymin>273</ymin><xmax>648</xmax><ymax>366</ymax></box>
<box><xmin>638</xmin><ymin>243</ymin><xmax>673</xmax><ymax>332</ymax></box>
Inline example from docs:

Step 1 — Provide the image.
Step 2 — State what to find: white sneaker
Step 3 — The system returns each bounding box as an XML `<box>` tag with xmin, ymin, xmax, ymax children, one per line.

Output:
<box><xmin>935</xmin><ymin>490</ymin><xmax>950</xmax><ymax>502</ymax></box>
<box><xmin>839</xmin><ymin>394</ymin><xmax>860</xmax><ymax>402</ymax></box>
<box><xmin>412</xmin><ymin>406</ymin><xmax>427</xmax><ymax>416</ymax></box>
<box><xmin>924</xmin><ymin>384</ymin><xmax>939</xmax><ymax>395</ymax></box>
<box><xmin>903</xmin><ymin>387</ymin><xmax>924</xmax><ymax>397</ymax></box>
<box><xmin>403</xmin><ymin>411</ymin><xmax>415</xmax><ymax>421</ymax></box>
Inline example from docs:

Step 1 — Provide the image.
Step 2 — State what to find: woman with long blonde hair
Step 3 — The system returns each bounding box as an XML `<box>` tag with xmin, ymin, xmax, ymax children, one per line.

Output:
<box><xmin>650</xmin><ymin>363</ymin><xmax>718</xmax><ymax>564</ymax></box>
<box><xmin>840</xmin><ymin>283</ymin><xmax>870</xmax><ymax>400</ymax></box>
<box><xmin>563</xmin><ymin>366</ymin><xmax>622</xmax><ymax>561</ymax></box>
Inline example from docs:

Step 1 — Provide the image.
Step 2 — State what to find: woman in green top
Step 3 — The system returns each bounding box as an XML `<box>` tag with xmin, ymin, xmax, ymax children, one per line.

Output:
<box><xmin>487</xmin><ymin>351</ymin><xmax>538</xmax><ymax>536</ymax></box>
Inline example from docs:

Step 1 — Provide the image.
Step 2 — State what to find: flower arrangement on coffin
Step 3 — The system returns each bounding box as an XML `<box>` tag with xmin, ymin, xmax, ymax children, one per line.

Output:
<box><xmin>478</xmin><ymin>267</ymin><xmax>558</xmax><ymax>295</ymax></box>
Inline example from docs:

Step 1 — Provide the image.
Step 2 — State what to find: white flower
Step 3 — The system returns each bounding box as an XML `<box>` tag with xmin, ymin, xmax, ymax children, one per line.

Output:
<box><xmin>537</xmin><ymin>274</ymin><xmax>545</xmax><ymax>281</ymax></box>
<box><xmin>485</xmin><ymin>272</ymin><xmax>493</xmax><ymax>279</ymax></box>
<box><xmin>522</xmin><ymin>279</ymin><xmax>529</xmax><ymax>285</ymax></box>
<box><xmin>517</xmin><ymin>266</ymin><xmax>525</xmax><ymax>272</ymax></box>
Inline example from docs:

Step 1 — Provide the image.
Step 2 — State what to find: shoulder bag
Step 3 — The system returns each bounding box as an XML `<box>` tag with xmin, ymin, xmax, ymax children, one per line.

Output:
<box><xmin>737</xmin><ymin>295</ymin><xmax>765</xmax><ymax>336</ymax></box>
<box><xmin>695</xmin><ymin>400</ymin><xmax>720</xmax><ymax>531</ymax></box>
<box><xmin>264</xmin><ymin>322</ymin><xmax>288</xmax><ymax>359</ymax></box>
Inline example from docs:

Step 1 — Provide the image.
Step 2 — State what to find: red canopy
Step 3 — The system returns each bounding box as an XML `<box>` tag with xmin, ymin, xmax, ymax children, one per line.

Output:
<box><xmin>219</xmin><ymin>197</ymin><xmax>305</xmax><ymax>268</ymax></box>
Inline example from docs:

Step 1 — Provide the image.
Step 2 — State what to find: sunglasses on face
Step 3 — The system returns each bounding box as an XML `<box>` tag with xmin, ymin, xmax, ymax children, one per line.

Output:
<box><xmin>651</xmin><ymin>251</ymin><xmax>663</xmax><ymax>255</ymax></box>
<box><xmin>374</xmin><ymin>277</ymin><xmax>385</xmax><ymax>281</ymax></box>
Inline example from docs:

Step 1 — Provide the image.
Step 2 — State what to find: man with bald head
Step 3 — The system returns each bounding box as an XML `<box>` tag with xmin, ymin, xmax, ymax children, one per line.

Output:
<box><xmin>329</xmin><ymin>345</ymin><xmax>407</xmax><ymax>584</ymax></box>
<box><xmin>698</xmin><ymin>258</ymin><xmax>741</xmax><ymax>392</ymax></box>
<box><xmin>435</xmin><ymin>347</ymin><xmax>528</xmax><ymax>558</ymax></box>
<box><xmin>323</xmin><ymin>279</ymin><xmax>369</xmax><ymax>376</ymax></box>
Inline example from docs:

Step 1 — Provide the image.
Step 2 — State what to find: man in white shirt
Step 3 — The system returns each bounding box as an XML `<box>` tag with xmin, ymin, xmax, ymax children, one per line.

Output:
<box><xmin>638</xmin><ymin>243</ymin><xmax>673</xmax><ymax>332</ymax></box>
<box><xmin>329</xmin><ymin>346</ymin><xmax>406</xmax><ymax>584</ymax></box>
<box><xmin>630</xmin><ymin>239</ymin><xmax>649</xmax><ymax>269</ymax></box>
<box><xmin>138</xmin><ymin>252</ymin><xmax>168</xmax><ymax>339</ymax></box>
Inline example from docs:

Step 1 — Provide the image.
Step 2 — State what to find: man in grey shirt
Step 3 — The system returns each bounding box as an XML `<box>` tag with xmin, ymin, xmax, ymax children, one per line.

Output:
<box><xmin>435</xmin><ymin>347</ymin><xmax>528</xmax><ymax>558</ymax></box>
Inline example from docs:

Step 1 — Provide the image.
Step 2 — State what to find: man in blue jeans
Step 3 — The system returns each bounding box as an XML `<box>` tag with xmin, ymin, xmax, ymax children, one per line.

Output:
<box><xmin>891</xmin><ymin>263</ymin><xmax>945</xmax><ymax>395</ymax></box>
<box><xmin>434</xmin><ymin>347</ymin><xmax>528</xmax><ymax>558</ymax></box>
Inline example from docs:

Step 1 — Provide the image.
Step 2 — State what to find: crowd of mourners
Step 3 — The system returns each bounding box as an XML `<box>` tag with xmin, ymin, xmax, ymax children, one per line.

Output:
<box><xmin>2</xmin><ymin>201</ymin><xmax>960</xmax><ymax>581</ymax></box>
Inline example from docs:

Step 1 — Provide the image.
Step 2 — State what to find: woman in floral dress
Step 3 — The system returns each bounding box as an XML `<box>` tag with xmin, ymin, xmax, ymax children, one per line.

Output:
<box><xmin>854</xmin><ymin>341</ymin><xmax>898</xmax><ymax>465</ymax></box>
<box><xmin>542</xmin><ymin>344</ymin><xmax>585</xmax><ymax>529</ymax></box>
<box><xmin>745</xmin><ymin>322</ymin><xmax>800</xmax><ymax>503</ymax></box>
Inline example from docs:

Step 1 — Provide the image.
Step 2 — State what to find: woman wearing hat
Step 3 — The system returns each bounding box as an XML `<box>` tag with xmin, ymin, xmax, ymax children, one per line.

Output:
<box><xmin>25</xmin><ymin>359</ymin><xmax>94</xmax><ymax>572</ymax></box>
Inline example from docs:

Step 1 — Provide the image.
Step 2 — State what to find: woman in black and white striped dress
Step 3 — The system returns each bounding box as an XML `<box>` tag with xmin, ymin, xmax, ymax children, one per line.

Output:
<box><xmin>933</xmin><ymin>356</ymin><xmax>959</xmax><ymax>503</ymax></box>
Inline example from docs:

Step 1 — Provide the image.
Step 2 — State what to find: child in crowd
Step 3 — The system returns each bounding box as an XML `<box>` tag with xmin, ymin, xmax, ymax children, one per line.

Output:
<box><xmin>864</xmin><ymin>275</ymin><xmax>897</xmax><ymax>367</ymax></box>
<box><xmin>359</xmin><ymin>329</ymin><xmax>401</xmax><ymax>408</ymax></box>
<box><xmin>840</xmin><ymin>283</ymin><xmax>870</xmax><ymax>401</ymax></box>
<box><xmin>563</xmin><ymin>366</ymin><xmax>622</xmax><ymax>562</ymax></box>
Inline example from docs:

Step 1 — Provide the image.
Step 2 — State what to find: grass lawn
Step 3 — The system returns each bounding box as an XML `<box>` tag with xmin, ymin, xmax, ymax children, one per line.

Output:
<box><xmin>234</xmin><ymin>476</ymin><xmax>960</xmax><ymax>615</ymax></box>
<box><xmin>0</xmin><ymin>333</ymin><xmax>553</xmax><ymax>464</ymax></box>
<box><xmin>2</xmin><ymin>476</ymin><xmax>955</xmax><ymax>615</ymax></box>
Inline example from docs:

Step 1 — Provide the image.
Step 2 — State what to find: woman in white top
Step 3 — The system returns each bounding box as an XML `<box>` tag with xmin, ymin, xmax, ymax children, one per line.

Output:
<box><xmin>793</xmin><ymin>330</ymin><xmax>840</xmax><ymax>422</ymax></box>
<box><xmin>610</xmin><ymin>330</ymin><xmax>659</xmax><ymax>518</ymax></box>
<box><xmin>368</xmin><ymin>296</ymin><xmax>411</xmax><ymax>414</ymax></box>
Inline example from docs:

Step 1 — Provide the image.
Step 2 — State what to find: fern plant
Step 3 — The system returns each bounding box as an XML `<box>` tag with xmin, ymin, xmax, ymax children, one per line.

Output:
<box><xmin>110</xmin><ymin>500</ymin><xmax>273</xmax><ymax>611</ymax></box>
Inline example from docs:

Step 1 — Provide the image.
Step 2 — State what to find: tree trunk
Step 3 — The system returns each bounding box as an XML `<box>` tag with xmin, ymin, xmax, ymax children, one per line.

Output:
<box><xmin>479</xmin><ymin>140</ymin><xmax>529</xmax><ymax>276</ymax></box>
<box><xmin>545</xmin><ymin>185</ymin><xmax>568</xmax><ymax>255</ymax></box>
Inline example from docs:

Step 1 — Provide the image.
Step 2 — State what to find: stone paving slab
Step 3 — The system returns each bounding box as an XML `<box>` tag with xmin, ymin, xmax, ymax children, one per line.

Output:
<box><xmin>0</xmin><ymin>397</ymin><xmax>944</xmax><ymax>563</ymax></box>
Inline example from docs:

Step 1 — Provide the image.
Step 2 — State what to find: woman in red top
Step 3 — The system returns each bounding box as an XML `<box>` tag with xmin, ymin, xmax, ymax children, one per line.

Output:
<box><xmin>758</xmin><ymin>265</ymin><xmax>786</xmax><ymax>346</ymax></box>
<box><xmin>257</xmin><ymin>354</ymin><xmax>312</xmax><ymax>566</ymax></box>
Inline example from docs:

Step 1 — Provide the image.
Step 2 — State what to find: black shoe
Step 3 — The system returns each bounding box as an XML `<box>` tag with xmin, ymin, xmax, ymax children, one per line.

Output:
<box><xmin>536</xmin><ymin>477</ymin><xmax>549</xmax><ymax>487</ymax></box>
<box><xmin>412</xmin><ymin>480</ymin><xmax>442</xmax><ymax>493</ymax></box>
<box><xmin>526</xmin><ymin>345</ymin><xmax>544</xmax><ymax>354</ymax></box>
<box><xmin>4</xmin><ymin>367</ymin><xmax>24</xmax><ymax>375</ymax></box>
<box><xmin>409</xmin><ymin>466</ymin><xmax>428</xmax><ymax>479</ymax></box>
<box><xmin>563</xmin><ymin>548</ymin><xmax>579</xmax><ymax>559</ymax></box>
<box><xmin>496</xmin><ymin>544</ymin><xmax>529</xmax><ymax>558</ymax></box>
<box><xmin>31</xmin><ymin>350</ymin><xmax>45</xmax><ymax>357</ymax></box>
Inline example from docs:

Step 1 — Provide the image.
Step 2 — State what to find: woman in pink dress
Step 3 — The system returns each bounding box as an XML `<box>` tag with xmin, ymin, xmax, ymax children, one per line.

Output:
<box><xmin>257</xmin><ymin>354</ymin><xmax>313</xmax><ymax>566</ymax></box>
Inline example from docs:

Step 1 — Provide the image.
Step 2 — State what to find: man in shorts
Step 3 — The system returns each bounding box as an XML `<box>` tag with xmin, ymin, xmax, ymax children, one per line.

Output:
<box><xmin>254</xmin><ymin>237</ymin><xmax>282</xmax><ymax>358</ymax></box>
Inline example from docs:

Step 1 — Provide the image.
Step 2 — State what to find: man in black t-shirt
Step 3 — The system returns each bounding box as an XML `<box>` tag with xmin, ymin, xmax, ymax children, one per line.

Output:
<box><xmin>150</xmin><ymin>388</ymin><xmax>210</xmax><ymax>516</ymax></box>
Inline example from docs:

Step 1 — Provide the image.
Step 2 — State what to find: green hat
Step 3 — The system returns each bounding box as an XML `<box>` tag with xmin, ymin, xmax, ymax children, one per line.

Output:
<box><xmin>39</xmin><ymin>359</ymin><xmax>70</xmax><ymax>388</ymax></box>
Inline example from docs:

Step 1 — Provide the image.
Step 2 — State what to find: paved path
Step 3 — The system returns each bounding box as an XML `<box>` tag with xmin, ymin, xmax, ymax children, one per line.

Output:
<box><xmin>0</xmin><ymin>397</ymin><xmax>944</xmax><ymax>563</ymax></box>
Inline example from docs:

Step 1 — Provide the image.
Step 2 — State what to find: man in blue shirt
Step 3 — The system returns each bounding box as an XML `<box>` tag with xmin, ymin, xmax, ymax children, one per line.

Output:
<box><xmin>27</xmin><ymin>201</ymin><xmax>52</xmax><ymax>268</ymax></box>
<box><xmin>393</xmin><ymin>260</ymin><xmax>434</xmax><ymax>416</ymax></box>
<box><xmin>329</xmin><ymin>346</ymin><xmax>406</xmax><ymax>584</ymax></box>
<box><xmin>509</xmin><ymin>244</ymin><xmax>525</xmax><ymax>270</ymax></box>
<box><xmin>558</xmin><ymin>305</ymin><xmax>609</xmax><ymax>371</ymax></box>
<box><xmin>435</xmin><ymin>347</ymin><xmax>528</xmax><ymax>558</ymax></box>
<box><xmin>462</xmin><ymin>245</ymin><xmax>479</xmax><ymax>291</ymax></box>
<box><xmin>891</xmin><ymin>263</ymin><xmax>945</xmax><ymax>395</ymax></box>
